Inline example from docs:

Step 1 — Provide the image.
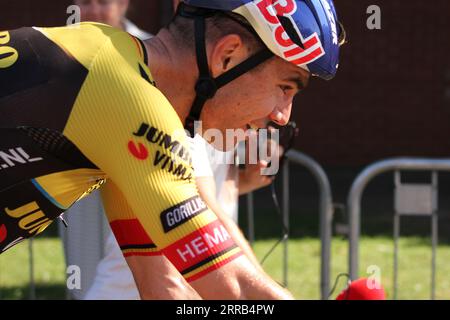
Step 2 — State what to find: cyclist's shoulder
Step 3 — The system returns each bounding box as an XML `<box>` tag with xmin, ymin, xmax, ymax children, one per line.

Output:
<box><xmin>35</xmin><ymin>22</ymin><xmax>139</xmax><ymax>69</ymax></box>
<box><xmin>36</xmin><ymin>21</ymin><xmax>124</xmax><ymax>43</ymax></box>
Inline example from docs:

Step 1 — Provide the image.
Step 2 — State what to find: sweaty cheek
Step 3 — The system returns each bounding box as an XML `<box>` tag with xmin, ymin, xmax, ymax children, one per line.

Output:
<box><xmin>242</xmin><ymin>98</ymin><xmax>268</xmax><ymax>118</ymax></box>
<box><xmin>260</xmin><ymin>94</ymin><xmax>278</xmax><ymax>116</ymax></box>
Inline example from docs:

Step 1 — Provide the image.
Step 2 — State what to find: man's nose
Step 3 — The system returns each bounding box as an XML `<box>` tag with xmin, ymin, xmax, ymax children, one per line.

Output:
<box><xmin>270</xmin><ymin>103</ymin><xmax>292</xmax><ymax>126</ymax></box>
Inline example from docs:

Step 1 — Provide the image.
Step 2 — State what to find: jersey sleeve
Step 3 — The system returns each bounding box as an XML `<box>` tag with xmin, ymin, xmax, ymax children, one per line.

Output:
<box><xmin>62</xmin><ymin>30</ymin><xmax>243</xmax><ymax>281</ymax></box>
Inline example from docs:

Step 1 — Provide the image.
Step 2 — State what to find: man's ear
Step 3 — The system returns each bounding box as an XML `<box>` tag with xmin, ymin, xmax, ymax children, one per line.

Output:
<box><xmin>209</xmin><ymin>34</ymin><xmax>248</xmax><ymax>77</ymax></box>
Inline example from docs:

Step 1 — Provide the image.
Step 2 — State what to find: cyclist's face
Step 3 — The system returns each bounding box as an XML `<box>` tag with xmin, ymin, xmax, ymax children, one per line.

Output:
<box><xmin>246</xmin><ymin>56</ymin><xmax>309</xmax><ymax>127</ymax></box>
<box><xmin>201</xmin><ymin>55</ymin><xmax>309</xmax><ymax>148</ymax></box>
<box><xmin>74</xmin><ymin>0</ymin><xmax>129</xmax><ymax>29</ymax></box>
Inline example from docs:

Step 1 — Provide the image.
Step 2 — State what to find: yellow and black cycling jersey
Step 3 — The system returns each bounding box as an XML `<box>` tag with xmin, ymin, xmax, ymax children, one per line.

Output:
<box><xmin>0</xmin><ymin>22</ymin><xmax>242</xmax><ymax>281</ymax></box>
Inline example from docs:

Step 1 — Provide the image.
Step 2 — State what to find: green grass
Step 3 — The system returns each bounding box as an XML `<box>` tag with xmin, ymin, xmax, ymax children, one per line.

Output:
<box><xmin>1</xmin><ymin>236</ymin><xmax>449</xmax><ymax>300</ymax></box>
<box><xmin>0</xmin><ymin>239</ymin><xmax>66</xmax><ymax>299</ymax></box>
<box><xmin>253</xmin><ymin>237</ymin><xmax>450</xmax><ymax>300</ymax></box>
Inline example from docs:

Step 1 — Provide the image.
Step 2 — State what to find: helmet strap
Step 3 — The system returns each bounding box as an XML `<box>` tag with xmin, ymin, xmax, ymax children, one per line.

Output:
<box><xmin>182</xmin><ymin>9</ymin><xmax>273</xmax><ymax>136</ymax></box>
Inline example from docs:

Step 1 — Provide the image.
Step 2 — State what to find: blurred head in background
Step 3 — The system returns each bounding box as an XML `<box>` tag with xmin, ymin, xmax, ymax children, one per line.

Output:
<box><xmin>74</xmin><ymin>0</ymin><xmax>129</xmax><ymax>29</ymax></box>
<box><xmin>173</xmin><ymin>0</ymin><xmax>180</xmax><ymax>11</ymax></box>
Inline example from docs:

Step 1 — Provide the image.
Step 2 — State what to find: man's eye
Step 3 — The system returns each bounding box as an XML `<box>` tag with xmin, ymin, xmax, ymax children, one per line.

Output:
<box><xmin>280</xmin><ymin>85</ymin><xmax>293</xmax><ymax>94</ymax></box>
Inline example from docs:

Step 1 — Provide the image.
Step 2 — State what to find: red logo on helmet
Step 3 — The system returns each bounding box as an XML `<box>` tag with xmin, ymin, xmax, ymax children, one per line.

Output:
<box><xmin>128</xmin><ymin>141</ymin><xmax>149</xmax><ymax>160</ymax></box>
<box><xmin>256</xmin><ymin>0</ymin><xmax>296</xmax><ymax>24</ymax></box>
<box><xmin>0</xmin><ymin>224</ymin><xmax>7</xmax><ymax>243</ymax></box>
<box><xmin>255</xmin><ymin>0</ymin><xmax>325</xmax><ymax>67</ymax></box>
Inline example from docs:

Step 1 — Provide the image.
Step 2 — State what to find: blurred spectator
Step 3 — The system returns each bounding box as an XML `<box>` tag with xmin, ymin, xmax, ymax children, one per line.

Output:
<box><xmin>74</xmin><ymin>0</ymin><xmax>151</xmax><ymax>39</ymax></box>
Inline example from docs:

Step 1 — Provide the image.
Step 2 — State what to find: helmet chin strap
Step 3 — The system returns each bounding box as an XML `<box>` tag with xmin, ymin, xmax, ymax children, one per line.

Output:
<box><xmin>180</xmin><ymin>5</ymin><xmax>273</xmax><ymax>137</ymax></box>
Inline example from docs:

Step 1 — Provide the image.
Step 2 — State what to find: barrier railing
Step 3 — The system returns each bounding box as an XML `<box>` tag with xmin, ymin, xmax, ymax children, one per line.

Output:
<box><xmin>347</xmin><ymin>158</ymin><xmax>450</xmax><ymax>299</ymax></box>
<box><xmin>247</xmin><ymin>150</ymin><xmax>334</xmax><ymax>300</ymax></box>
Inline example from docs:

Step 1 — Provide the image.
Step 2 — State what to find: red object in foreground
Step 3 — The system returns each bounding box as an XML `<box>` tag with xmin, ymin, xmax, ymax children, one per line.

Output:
<box><xmin>336</xmin><ymin>278</ymin><xmax>386</xmax><ymax>300</ymax></box>
<box><xmin>0</xmin><ymin>224</ymin><xmax>7</xmax><ymax>243</ymax></box>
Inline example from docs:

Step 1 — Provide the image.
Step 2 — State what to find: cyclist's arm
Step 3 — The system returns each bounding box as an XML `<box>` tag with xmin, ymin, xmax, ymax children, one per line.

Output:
<box><xmin>101</xmin><ymin>180</ymin><xmax>201</xmax><ymax>300</ymax></box>
<box><xmin>191</xmin><ymin>137</ymin><xmax>264</xmax><ymax>273</ymax></box>
<box><xmin>196</xmin><ymin>176</ymin><xmax>266</xmax><ymax>274</ymax></box>
<box><xmin>191</xmin><ymin>255</ymin><xmax>293</xmax><ymax>300</ymax></box>
<box><xmin>63</xmin><ymin>31</ymin><xmax>292</xmax><ymax>299</ymax></box>
<box><xmin>126</xmin><ymin>255</ymin><xmax>201</xmax><ymax>299</ymax></box>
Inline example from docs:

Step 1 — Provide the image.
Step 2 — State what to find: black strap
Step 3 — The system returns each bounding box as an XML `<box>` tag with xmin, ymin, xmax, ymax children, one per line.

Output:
<box><xmin>182</xmin><ymin>6</ymin><xmax>273</xmax><ymax>136</ymax></box>
<box><xmin>185</xmin><ymin>15</ymin><xmax>217</xmax><ymax>135</ymax></box>
<box><xmin>186</xmin><ymin>48</ymin><xmax>273</xmax><ymax>136</ymax></box>
<box><xmin>136</xmin><ymin>37</ymin><xmax>149</xmax><ymax>65</ymax></box>
<box><xmin>215</xmin><ymin>49</ymin><xmax>273</xmax><ymax>88</ymax></box>
<box><xmin>195</xmin><ymin>17</ymin><xmax>210</xmax><ymax>83</ymax></box>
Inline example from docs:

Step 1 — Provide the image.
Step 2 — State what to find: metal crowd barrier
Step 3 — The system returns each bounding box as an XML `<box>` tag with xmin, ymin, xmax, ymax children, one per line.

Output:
<box><xmin>246</xmin><ymin>150</ymin><xmax>334</xmax><ymax>300</ymax></box>
<box><xmin>348</xmin><ymin>158</ymin><xmax>450</xmax><ymax>299</ymax></box>
<box><xmin>12</xmin><ymin>157</ymin><xmax>450</xmax><ymax>300</ymax></box>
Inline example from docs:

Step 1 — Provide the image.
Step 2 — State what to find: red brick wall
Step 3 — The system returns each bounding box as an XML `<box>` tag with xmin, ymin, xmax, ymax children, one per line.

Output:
<box><xmin>0</xmin><ymin>0</ymin><xmax>168</xmax><ymax>33</ymax></box>
<box><xmin>293</xmin><ymin>0</ymin><xmax>450</xmax><ymax>165</ymax></box>
<box><xmin>1</xmin><ymin>0</ymin><xmax>449</xmax><ymax>166</ymax></box>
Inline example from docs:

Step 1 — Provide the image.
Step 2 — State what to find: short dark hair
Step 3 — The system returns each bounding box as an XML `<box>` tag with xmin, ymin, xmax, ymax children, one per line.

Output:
<box><xmin>167</xmin><ymin>4</ymin><xmax>265</xmax><ymax>56</ymax></box>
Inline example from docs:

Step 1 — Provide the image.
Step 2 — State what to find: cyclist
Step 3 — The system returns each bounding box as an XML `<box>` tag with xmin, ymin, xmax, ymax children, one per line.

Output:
<box><xmin>0</xmin><ymin>0</ymin><xmax>344</xmax><ymax>299</ymax></box>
